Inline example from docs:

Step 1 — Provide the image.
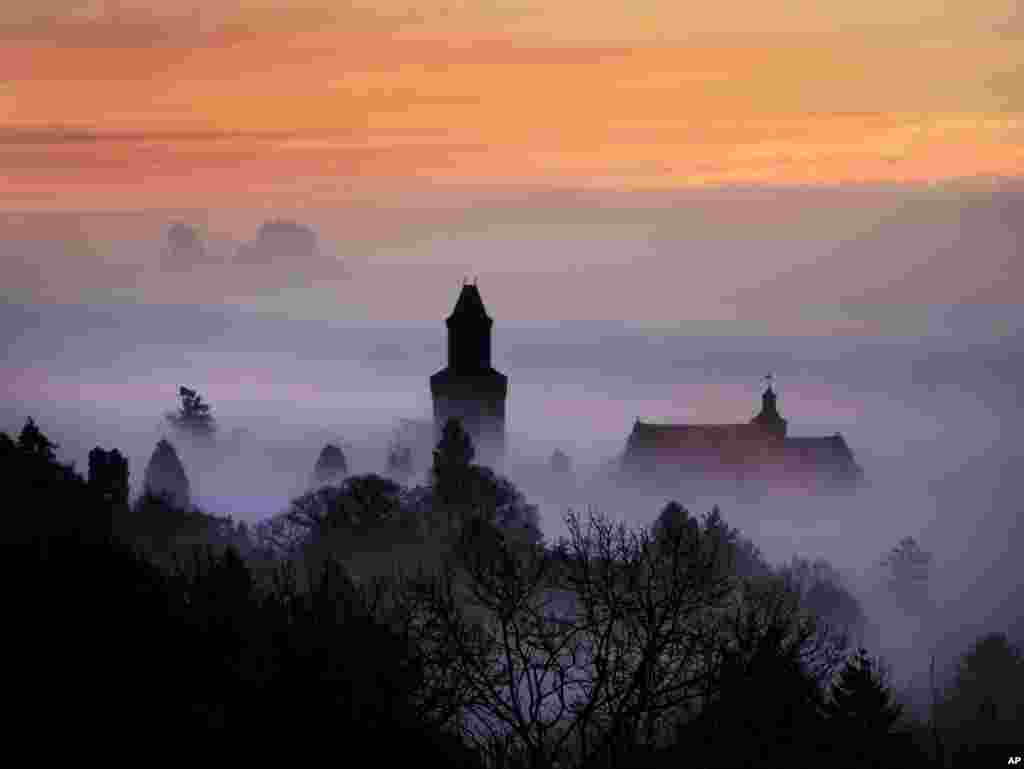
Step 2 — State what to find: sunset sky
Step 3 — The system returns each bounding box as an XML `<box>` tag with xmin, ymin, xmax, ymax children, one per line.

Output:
<box><xmin>6</xmin><ymin>5</ymin><xmax>1024</xmax><ymax>666</ymax></box>
<box><xmin>2</xmin><ymin>1</ymin><xmax>1022</xmax><ymax>331</ymax></box>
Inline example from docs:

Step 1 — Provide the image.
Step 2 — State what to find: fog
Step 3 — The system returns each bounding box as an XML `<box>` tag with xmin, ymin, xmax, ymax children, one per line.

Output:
<box><xmin>2</xmin><ymin>299</ymin><xmax>1021</xmax><ymax>706</ymax></box>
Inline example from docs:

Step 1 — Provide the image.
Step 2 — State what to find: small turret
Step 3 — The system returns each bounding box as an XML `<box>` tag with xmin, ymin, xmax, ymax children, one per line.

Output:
<box><xmin>751</xmin><ymin>375</ymin><xmax>787</xmax><ymax>439</ymax></box>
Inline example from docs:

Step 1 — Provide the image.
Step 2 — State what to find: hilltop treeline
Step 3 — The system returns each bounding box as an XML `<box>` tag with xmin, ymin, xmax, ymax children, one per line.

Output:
<box><xmin>5</xmin><ymin>416</ymin><xmax>1020</xmax><ymax>767</ymax></box>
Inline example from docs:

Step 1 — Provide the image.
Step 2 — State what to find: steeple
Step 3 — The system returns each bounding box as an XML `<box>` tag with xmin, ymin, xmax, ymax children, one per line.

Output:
<box><xmin>431</xmin><ymin>281</ymin><xmax>508</xmax><ymax>461</ymax></box>
<box><xmin>751</xmin><ymin>374</ymin><xmax>787</xmax><ymax>438</ymax></box>
<box><xmin>446</xmin><ymin>281</ymin><xmax>493</xmax><ymax>372</ymax></box>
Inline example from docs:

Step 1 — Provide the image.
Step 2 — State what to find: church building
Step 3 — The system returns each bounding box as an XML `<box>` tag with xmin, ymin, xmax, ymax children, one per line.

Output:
<box><xmin>430</xmin><ymin>281</ymin><xmax>508</xmax><ymax>460</ymax></box>
<box><xmin>621</xmin><ymin>380</ymin><xmax>863</xmax><ymax>492</ymax></box>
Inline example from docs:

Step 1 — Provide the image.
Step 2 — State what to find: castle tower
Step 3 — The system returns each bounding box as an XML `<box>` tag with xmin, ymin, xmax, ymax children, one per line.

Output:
<box><xmin>751</xmin><ymin>377</ymin><xmax>788</xmax><ymax>439</ymax></box>
<box><xmin>430</xmin><ymin>282</ymin><xmax>508</xmax><ymax>461</ymax></box>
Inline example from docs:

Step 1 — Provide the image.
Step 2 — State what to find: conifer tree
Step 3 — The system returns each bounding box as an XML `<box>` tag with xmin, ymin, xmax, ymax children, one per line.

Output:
<box><xmin>312</xmin><ymin>443</ymin><xmax>348</xmax><ymax>486</ymax></box>
<box><xmin>88</xmin><ymin>447</ymin><xmax>130</xmax><ymax>508</ymax></box>
<box><xmin>434</xmin><ymin>417</ymin><xmax>474</xmax><ymax>469</ymax></box>
<box><xmin>827</xmin><ymin>648</ymin><xmax>903</xmax><ymax>737</ymax></box>
<box><xmin>167</xmin><ymin>386</ymin><xmax>216</xmax><ymax>439</ymax></box>
<box><xmin>18</xmin><ymin>417</ymin><xmax>58</xmax><ymax>461</ymax></box>
<box><xmin>143</xmin><ymin>439</ymin><xmax>191</xmax><ymax>510</ymax></box>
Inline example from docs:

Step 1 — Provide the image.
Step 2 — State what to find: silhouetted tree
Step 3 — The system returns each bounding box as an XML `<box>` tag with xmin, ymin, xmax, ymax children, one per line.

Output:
<box><xmin>167</xmin><ymin>386</ymin><xmax>216</xmax><ymax>439</ymax></box>
<box><xmin>454</xmin><ymin>515</ymin><xmax>512</xmax><ymax>577</ymax></box>
<box><xmin>18</xmin><ymin>417</ymin><xmax>58</xmax><ymax>461</ymax></box>
<box><xmin>3</xmin><ymin>419</ymin><xmax>106</xmax><ymax>542</ymax></box>
<box><xmin>385</xmin><ymin>505</ymin><xmax>743</xmax><ymax>769</ymax></box>
<box><xmin>661</xmin><ymin>568</ymin><xmax>851</xmax><ymax>769</ymax></box>
<box><xmin>938</xmin><ymin>632</ymin><xmax>1024</xmax><ymax>753</ymax></box>
<box><xmin>433</xmin><ymin>418</ymin><xmax>474</xmax><ymax>486</ymax></box>
<box><xmin>463</xmin><ymin>465</ymin><xmax>543</xmax><ymax>549</ymax></box>
<box><xmin>651</xmin><ymin>501</ymin><xmax>697</xmax><ymax>545</ymax></box>
<box><xmin>287</xmin><ymin>473</ymin><xmax>404</xmax><ymax>545</ymax></box>
<box><xmin>428</xmin><ymin>420</ymin><xmax>542</xmax><ymax>550</ymax></box>
<box><xmin>827</xmin><ymin>651</ymin><xmax>901</xmax><ymax>733</ymax></box>
<box><xmin>430</xmin><ymin>417</ymin><xmax>477</xmax><ymax>533</ymax></box>
<box><xmin>88</xmin><ymin>446</ymin><xmax>129</xmax><ymax>508</ymax></box>
<box><xmin>312</xmin><ymin>443</ymin><xmax>347</xmax><ymax>486</ymax></box>
<box><xmin>329</xmin><ymin>474</ymin><xmax>404</xmax><ymax>535</ymax></box>
<box><xmin>252</xmin><ymin>509</ymin><xmax>310</xmax><ymax>560</ymax></box>
<box><xmin>143</xmin><ymin>439</ymin><xmax>191</xmax><ymax>510</ymax></box>
<box><xmin>11</xmin><ymin>515</ymin><xmax>483</xmax><ymax>764</ymax></box>
<box><xmin>652</xmin><ymin>502</ymin><xmax>768</xmax><ymax>582</ymax></box>
<box><xmin>388</xmin><ymin>441</ymin><xmax>414</xmax><ymax>481</ymax></box>
<box><xmin>0</xmin><ymin>430</ymin><xmax>16</xmax><ymax>457</ymax></box>
<box><xmin>782</xmin><ymin>556</ymin><xmax>868</xmax><ymax>644</ymax></box>
<box><xmin>124</xmin><ymin>490</ymin><xmax>215</xmax><ymax>555</ymax></box>
<box><xmin>879</xmin><ymin>536</ymin><xmax>933</xmax><ymax>612</ymax></box>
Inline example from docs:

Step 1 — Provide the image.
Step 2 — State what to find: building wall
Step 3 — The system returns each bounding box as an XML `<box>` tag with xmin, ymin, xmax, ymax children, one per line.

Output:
<box><xmin>621</xmin><ymin>423</ymin><xmax>861</xmax><ymax>492</ymax></box>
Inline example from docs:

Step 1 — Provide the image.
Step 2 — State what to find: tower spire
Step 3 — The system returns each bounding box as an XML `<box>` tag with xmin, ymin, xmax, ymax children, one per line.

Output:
<box><xmin>752</xmin><ymin>373</ymin><xmax>787</xmax><ymax>437</ymax></box>
<box><xmin>431</xmin><ymin>283</ymin><xmax>508</xmax><ymax>460</ymax></box>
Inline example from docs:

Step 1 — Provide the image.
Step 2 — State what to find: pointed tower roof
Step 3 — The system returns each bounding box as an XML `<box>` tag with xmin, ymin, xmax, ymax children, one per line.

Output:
<box><xmin>447</xmin><ymin>282</ymin><xmax>491</xmax><ymax>323</ymax></box>
<box><xmin>751</xmin><ymin>375</ymin><xmax>787</xmax><ymax>434</ymax></box>
<box><xmin>752</xmin><ymin>385</ymin><xmax>783</xmax><ymax>422</ymax></box>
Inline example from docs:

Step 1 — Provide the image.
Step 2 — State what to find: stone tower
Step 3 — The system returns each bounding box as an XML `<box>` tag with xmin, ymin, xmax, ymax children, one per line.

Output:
<box><xmin>430</xmin><ymin>281</ymin><xmax>508</xmax><ymax>461</ymax></box>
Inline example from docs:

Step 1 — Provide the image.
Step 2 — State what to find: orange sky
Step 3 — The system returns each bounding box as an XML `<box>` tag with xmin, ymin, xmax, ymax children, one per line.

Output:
<box><xmin>3</xmin><ymin>1</ymin><xmax>1022</xmax><ymax>209</ymax></box>
<box><xmin>2</xmin><ymin>2</ymin><xmax>1022</xmax><ymax>331</ymax></box>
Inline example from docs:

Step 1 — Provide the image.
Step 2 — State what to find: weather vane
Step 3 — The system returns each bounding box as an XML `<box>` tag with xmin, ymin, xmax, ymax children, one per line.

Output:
<box><xmin>764</xmin><ymin>373</ymin><xmax>774</xmax><ymax>387</ymax></box>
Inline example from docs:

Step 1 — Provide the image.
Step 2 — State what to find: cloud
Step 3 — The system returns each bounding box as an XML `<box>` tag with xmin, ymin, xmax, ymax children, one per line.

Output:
<box><xmin>0</xmin><ymin>3</ymin><xmax>335</xmax><ymax>49</ymax></box>
<box><xmin>0</xmin><ymin>211</ymin><xmax>145</xmax><ymax>300</ymax></box>
<box><xmin>233</xmin><ymin>219</ymin><xmax>350</xmax><ymax>286</ymax></box>
<box><xmin>160</xmin><ymin>221</ymin><xmax>209</xmax><ymax>271</ymax></box>
<box><xmin>236</xmin><ymin>220</ymin><xmax>318</xmax><ymax>265</ymax></box>
<box><xmin>0</xmin><ymin>126</ymin><xmax>300</xmax><ymax>145</ymax></box>
<box><xmin>235</xmin><ymin>219</ymin><xmax>348</xmax><ymax>276</ymax></box>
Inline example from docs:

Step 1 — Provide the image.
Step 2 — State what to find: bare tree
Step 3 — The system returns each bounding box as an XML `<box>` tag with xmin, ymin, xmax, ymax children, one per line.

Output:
<box><xmin>378</xmin><ymin>506</ymin><xmax>741</xmax><ymax>769</ymax></box>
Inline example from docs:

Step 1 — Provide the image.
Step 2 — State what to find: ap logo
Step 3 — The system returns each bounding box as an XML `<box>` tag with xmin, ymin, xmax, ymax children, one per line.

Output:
<box><xmin>1008</xmin><ymin>757</ymin><xmax>1022</xmax><ymax>765</ymax></box>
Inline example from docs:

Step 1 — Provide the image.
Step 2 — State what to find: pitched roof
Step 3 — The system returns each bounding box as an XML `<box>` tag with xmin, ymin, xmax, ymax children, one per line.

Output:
<box><xmin>623</xmin><ymin>421</ymin><xmax>862</xmax><ymax>483</ymax></box>
<box><xmin>447</xmin><ymin>283</ymin><xmax>491</xmax><ymax>322</ymax></box>
<box><xmin>781</xmin><ymin>435</ymin><xmax>858</xmax><ymax>467</ymax></box>
<box><xmin>627</xmin><ymin>421</ymin><xmax>775</xmax><ymax>451</ymax></box>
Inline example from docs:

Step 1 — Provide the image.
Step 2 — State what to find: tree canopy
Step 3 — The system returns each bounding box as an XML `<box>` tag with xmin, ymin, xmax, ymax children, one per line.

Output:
<box><xmin>287</xmin><ymin>473</ymin><xmax>405</xmax><ymax>542</ymax></box>
<box><xmin>432</xmin><ymin>417</ymin><xmax>475</xmax><ymax>503</ymax></box>
<box><xmin>939</xmin><ymin>632</ymin><xmax>1024</xmax><ymax>734</ymax></box>
<box><xmin>167</xmin><ymin>386</ymin><xmax>216</xmax><ymax>438</ymax></box>
<box><xmin>18</xmin><ymin>417</ymin><xmax>58</xmax><ymax>461</ymax></box>
<box><xmin>143</xmin><ymin>439</ymin><xmax>191</xmax><ymax>511</ymax></box>
<box><xmin>826</xmin><ymin>648</ymin><xmax>903</xmax><ymax>734</ymax></box>
<box><xmin>312</xmin><ymin>443</ymin><xmax>348</xmax><ymax>486</ymax></box>
<box><xmin>879</xmin><ymin>536</ymin><xmax>934</xmax><ymax>612</ymax></box>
